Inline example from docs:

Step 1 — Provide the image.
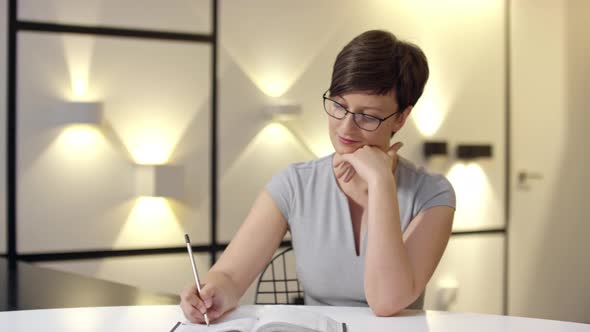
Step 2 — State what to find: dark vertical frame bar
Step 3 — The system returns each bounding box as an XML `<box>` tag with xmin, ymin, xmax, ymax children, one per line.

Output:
<box><xmin>7</xmin><ymin>0</ymin><xmax>18</xmax><ymax>268</ymax></box>
<box><xmin>209</xmin><ymin>0</ymin><xmax>219</xmax><ymax>266</ymax></box>
<box><xmin>503</xmin><ymin>0</ymin><xmax>512</xmax><ymax>316</ymax></box>
<box><xmin>7</xmin><ymin>263</ymin><xmax>19</xmax><ymax>309</ymax></box>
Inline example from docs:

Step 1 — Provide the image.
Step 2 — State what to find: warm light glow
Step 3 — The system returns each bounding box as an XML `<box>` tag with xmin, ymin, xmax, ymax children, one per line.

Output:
<box><xmin>257</xmin><ymin>123</ymin><xmax>317</xmax><ymax>158</ymax></box>
<box><xmin>61</xmin><ymin>125</ymin><xmax>100</xmax><ymax>145</ymax></box>
<box><xmin>125</xmin><ymin>197</ymin><xmax>177</xmax><ymax>235</ymax></box>
<box><xmin>71</xmin><ymin>73</ymin><xmax>89</xmax><ymax>99</ymax></box>
<box><xmin>446</xmin><ymin>162</ymin><xmax>495</xmax><ymax>230</ymax></box>
<box><xmin>120</xmin><ymin>124</ymin><xmax>180</xmax><ymax>166</ymax></box>
<box><xmin>309</xmin><ymin>139</ymin><xmax>334</xmax><ymax>158</ymax></box>
<box><xmin>412</xmin><ymin>82</ymin><xmax>445</xmax><ymax>137</ymax></box>
<box><xmin>257</xmin><ymin>123</ymin><xmax>329</xmax><ymax>158</ymax></box>
<box><xmin>61</xmin><ymin>34</ymin><xmax>188</xmax><ymax>166</ymax></box>
<box><xmin>224</xmin><ymin>53</ymin><xmax>309</xmax><ymax>98</ymax></box>
<box><xmin>63</xmin><ymin>36</ymin><xmax>97</xmax><ymax>101</ymax></box>
<box><xmin>260</xmin><ymin>123</ymin><xmax>294</xmax><ymax>144</ymax></box>
<box><xmin>131</xmin><ymin>142</ymin><xmax>173</xmax><ymax>165</ymax></box>
<box><xmin>413</xmin><ymin>100</ymin><xmax>443</xmax><ymax>137</ymax></box>
<box><xmin>222</xmin><ymin>122</ymin><xmax>316</xmax><ymax>183</ymax></box>
<box><xmin>132</xmin><ymin>197</ymin><xmax>173</xmax><ymax>223</ymax></box>
<box><xmin>114</xmin><ymin>197</ymin><xmax>185</xmax><ymax>249</ymax></box>
<box><xmin>56</xmin><ymin>125</ymin><xmax>103</xmax><ymax>159</ymax></box>
<box><xmin>259</xmin><ymin>77</ymin><xmax>292</xmax><ymax>98</ymax></box>
<box><xmin>438</xmin><ymin>279</ymin><xmax>459</xmax><ymax>288</ymax></box>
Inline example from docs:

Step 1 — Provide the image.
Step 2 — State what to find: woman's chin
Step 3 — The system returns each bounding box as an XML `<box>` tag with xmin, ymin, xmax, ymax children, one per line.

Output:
<box><xmin>334</xmin><ymin>145</ymin><xmax>362</xmax><ymax>155</ymax></box>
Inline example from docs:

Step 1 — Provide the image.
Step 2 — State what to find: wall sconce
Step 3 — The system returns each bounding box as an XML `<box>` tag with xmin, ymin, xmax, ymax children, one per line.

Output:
<box><xmin>423</xmin><ymin>141</ymin><xmax>448</xmax><ymax>159</ymax></box>
<box><xmin>435</xmin><ymin>279</ymin><xmax>459</xmax><ymax>310</ymax></box>
<box><xmin>456</xmin><ymin>144</ymin><xmax>493</xmax><ymax>160</ymax></box>
<box><xmin>135</xmin><ymin>165</ymin><xmax>184</xmax><ymax>199</ymax></box>
<box><xmin>57</xmin><ymin>101</ymin><xmax>103</xmax><ymax>125</ymax></box>
<box><xmin>263</xmin><ymin>102</ymin><xmax>302</xmax><ymax>122</ymax></box>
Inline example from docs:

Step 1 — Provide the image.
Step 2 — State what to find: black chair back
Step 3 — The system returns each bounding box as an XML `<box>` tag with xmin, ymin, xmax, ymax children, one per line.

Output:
<box><xmin>255</xmin><ymin>247</ymin><xmax>304</xmax><ymax>305</ymax></box>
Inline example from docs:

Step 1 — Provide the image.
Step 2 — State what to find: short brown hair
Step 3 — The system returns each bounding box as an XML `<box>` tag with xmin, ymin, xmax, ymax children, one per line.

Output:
<box><xmin>329</xmin><ymin>30</ymin><xmax>429</xmax><ymax>112</ymax></box>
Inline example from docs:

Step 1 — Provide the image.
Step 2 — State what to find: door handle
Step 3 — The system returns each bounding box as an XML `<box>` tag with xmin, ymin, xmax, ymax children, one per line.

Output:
<box><xmin>517</xmin><ymin>170</ymin><xmax>543</xmax><ymax>186</ymax></box>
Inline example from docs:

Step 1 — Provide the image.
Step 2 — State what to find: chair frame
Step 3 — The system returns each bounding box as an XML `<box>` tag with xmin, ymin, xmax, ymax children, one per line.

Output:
<box><xmin>254</xmin><ymin>247</ymin><xmax>304</xmax><ymax>305</ymax></box>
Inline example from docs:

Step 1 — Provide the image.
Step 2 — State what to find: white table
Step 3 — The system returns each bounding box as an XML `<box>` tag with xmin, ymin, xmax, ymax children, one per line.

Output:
<box><xmin>0</xmin><ymin>305</ymin><xmax>588</xmax><ymax>332</ymax></box>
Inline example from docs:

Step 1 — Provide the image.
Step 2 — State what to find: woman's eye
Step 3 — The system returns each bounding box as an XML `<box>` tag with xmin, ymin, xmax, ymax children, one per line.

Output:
<box><xmin>360</xmin><ymin>115</ymin><xmax>379</xmax><ymax>122</ymax></box>
<box><xmin>364</xmin><ymin>112</ymin><xmax>380</xmax><ymax>118</ymax></box>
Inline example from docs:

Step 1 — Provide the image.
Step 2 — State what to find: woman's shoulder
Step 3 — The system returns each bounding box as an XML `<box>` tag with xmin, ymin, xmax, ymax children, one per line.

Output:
<box><xmin>281</xmin><ymin>154</ymin><xmax>333</xmax><ymax>176</ymax></box>
<box><xmin>268</xmin><ymin>155</ymin><xmax>333</xmax><ymax>189</ymax></box>
<box><xmin>396</xmin><ymin>156</ymin><xmax>454</xmax><ymax>192</ymax></box>
<box><xmin>266</xmin><ymin>155</ymin><xmax>334</xmax><ymax>207</ymax></box>
<box><xmin>396</xmin><ymin>156</ymin><xmax>456</xmax><ymax>211</ymax></box>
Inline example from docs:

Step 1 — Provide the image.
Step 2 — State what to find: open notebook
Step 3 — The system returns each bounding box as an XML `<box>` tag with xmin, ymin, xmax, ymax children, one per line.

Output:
<box><xmin>171</xmin><ymin>306</ymin><xmax>346</xmax><ymax>332</ymax></box>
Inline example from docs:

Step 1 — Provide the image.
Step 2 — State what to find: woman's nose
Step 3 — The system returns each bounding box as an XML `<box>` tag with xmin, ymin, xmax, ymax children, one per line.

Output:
<box><xmin>340</xmin><ymin>112</ymin><xmax>357</xmax><ymax>130</ymax></box>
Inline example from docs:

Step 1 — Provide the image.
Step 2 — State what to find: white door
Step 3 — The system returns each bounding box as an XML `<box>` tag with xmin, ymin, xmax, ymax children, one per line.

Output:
<box><xmin>509</xmin><ymin>0</ymin><xmax>590</xmax><ymax>323</ymax></box>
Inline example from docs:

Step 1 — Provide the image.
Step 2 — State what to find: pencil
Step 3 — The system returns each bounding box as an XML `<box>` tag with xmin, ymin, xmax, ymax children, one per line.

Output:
<box><xmin>185</xmin><ymin>234</ymin><xmax>210</xmax><ymax>326</ymax></box>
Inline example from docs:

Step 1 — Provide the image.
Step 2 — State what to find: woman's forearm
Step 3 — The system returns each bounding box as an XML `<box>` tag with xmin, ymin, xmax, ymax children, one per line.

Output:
<box><xmin>364</xmin><ymin>174</ymin><xmax>417</xmax><ymax>316</ymax></box>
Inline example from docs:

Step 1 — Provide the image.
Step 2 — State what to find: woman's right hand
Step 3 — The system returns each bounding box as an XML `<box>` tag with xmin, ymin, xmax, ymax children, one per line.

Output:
<box><xmin>180</xmin><ymin>190</ymin><xmax>288</xmax><ymax>324</ymax></box>
<box><xmin>180</xmin><ymin>272</ymin><xmax>239</xmax><ymax>324</ymax></box>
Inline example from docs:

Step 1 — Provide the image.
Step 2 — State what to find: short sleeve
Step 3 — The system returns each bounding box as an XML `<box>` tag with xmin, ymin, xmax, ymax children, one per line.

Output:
<box><xmin>265</xmin><ymin>166</ymin><xmax>296</xmax><ymax>221</ymax></box>
<box><xmin>414</xmin><ymin>174</ymin><xmax>456</xmax><ymax>215</ymax></box>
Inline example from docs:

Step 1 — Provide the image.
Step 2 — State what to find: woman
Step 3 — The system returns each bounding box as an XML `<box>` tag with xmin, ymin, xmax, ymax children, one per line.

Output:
<box><xmin>180</xmin><ymin>30</ymin><xmax>456</xmax><ymax>322</ymax></box>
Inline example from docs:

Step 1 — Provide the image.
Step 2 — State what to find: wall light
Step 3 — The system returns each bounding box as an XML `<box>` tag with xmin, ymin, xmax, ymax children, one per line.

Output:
<box><xmin>260</xmin><ymin>103</ymin><xmax>318</xmax><ymax>157</ymax></box>
<box><xmin>136</xmin><ymin>165</ymin><xmax>184</xmax><ymax>199</ymax></box>
<box><xmin>263</xmin><ymin>102</ymin><xmax>302</xmax><ymax>122</ymax></box>
<box><xmin>435</xmin><ymin>279</ymin><xmax>459</xmax><ymax>310</ymax></box>
<box><xmin>456</xmin><ymin>144</ymin><xmax>493</xmax><ymax>160</ymax></box>
<box><xmin>57</xmin><ymin>101</ymin><xmax>102</xmax><ymax>125</ymax></box>
<box><xmin>423</xmin><ymin>141</ymin><xmax>448</xmax><ymax>159</ymax></box>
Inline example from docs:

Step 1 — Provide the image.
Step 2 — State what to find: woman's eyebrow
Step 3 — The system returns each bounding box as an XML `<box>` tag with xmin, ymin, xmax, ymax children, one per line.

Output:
<box><xmin>334</xmin><ymin>96</ymin><xmax>381</xmax><ymax>111</ymax></box>
<box><xmin>337</xmin><ymin>96</ymin><xmax>384</xmax><ymax>112</ymax></box>
<box><xmin>334</xmin><ymin>95</ymin><xmax>348</xmax><ymax>105</ymax></box>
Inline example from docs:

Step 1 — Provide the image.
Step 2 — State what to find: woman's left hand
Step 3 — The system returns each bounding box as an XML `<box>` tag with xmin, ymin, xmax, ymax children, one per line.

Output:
<box><xmin>333</xmin><ymin>142</ymin><xmax>403</xmax><ymax>185</ymax></box>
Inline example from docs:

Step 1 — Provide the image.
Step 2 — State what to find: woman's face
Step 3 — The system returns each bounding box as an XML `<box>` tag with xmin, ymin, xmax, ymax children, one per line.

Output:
<box><xmin>327</xmin><ymin>90</ymin><xmax>409</xmax><ymax>154</ymax></box>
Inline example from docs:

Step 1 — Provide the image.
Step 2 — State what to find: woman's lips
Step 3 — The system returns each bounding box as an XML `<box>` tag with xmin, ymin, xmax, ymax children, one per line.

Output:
<box><xmin>338</xmin><ymin>136</ymin><xmax>359</xmax><ymax>145</ymax></box>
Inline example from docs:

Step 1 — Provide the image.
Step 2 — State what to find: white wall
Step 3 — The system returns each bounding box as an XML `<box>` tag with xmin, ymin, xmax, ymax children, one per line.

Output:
<box><xmin>6</xmin><ymin>0</ymin><xmax>508</xmax><ymax>315</ymax></box>
<box><xmin>509</xmin><ymin>0</ymin><xmax>590</xmax><ymax>323</ymax></box>
<box><xmin>19</xmin><ymin>0</ymin><xmax>211</xmax><ymax>33</ymax></box>
<box><xmin>426</xmin><ymin>235</ymin><xmax>504</xmax><ymax>314</ymax></box>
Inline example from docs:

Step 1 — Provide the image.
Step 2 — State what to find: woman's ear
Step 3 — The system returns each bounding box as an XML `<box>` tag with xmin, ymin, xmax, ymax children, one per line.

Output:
<box><xmin>392</xmin><ymin>105</ymin><xmax>413</xmax><ymax>132</ymax></box>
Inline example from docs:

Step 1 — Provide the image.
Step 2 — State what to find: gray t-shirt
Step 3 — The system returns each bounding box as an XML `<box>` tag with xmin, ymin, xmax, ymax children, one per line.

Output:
<box><xmin>266</xmin><ymin>154</ymin><xmax>456</xmax><ymax>309</ymax></box>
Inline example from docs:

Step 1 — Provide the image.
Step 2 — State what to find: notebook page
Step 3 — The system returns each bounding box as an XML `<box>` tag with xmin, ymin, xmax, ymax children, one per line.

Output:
<box><xmin>253</xmin><ymin>306</ymin><xmax>343</xmax><ymax>332</ymax></box>
<box><xmin>172</xmin><ymin>318</ymin><xmax>256</xmax><ymax>332</ymax></box>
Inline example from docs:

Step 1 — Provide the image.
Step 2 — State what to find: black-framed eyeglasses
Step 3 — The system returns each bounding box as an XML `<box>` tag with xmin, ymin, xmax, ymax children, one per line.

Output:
<box><xmin>322</xmin><ymin>91</ymin><xmax>400</xmax><ymax>132</ymax></box>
